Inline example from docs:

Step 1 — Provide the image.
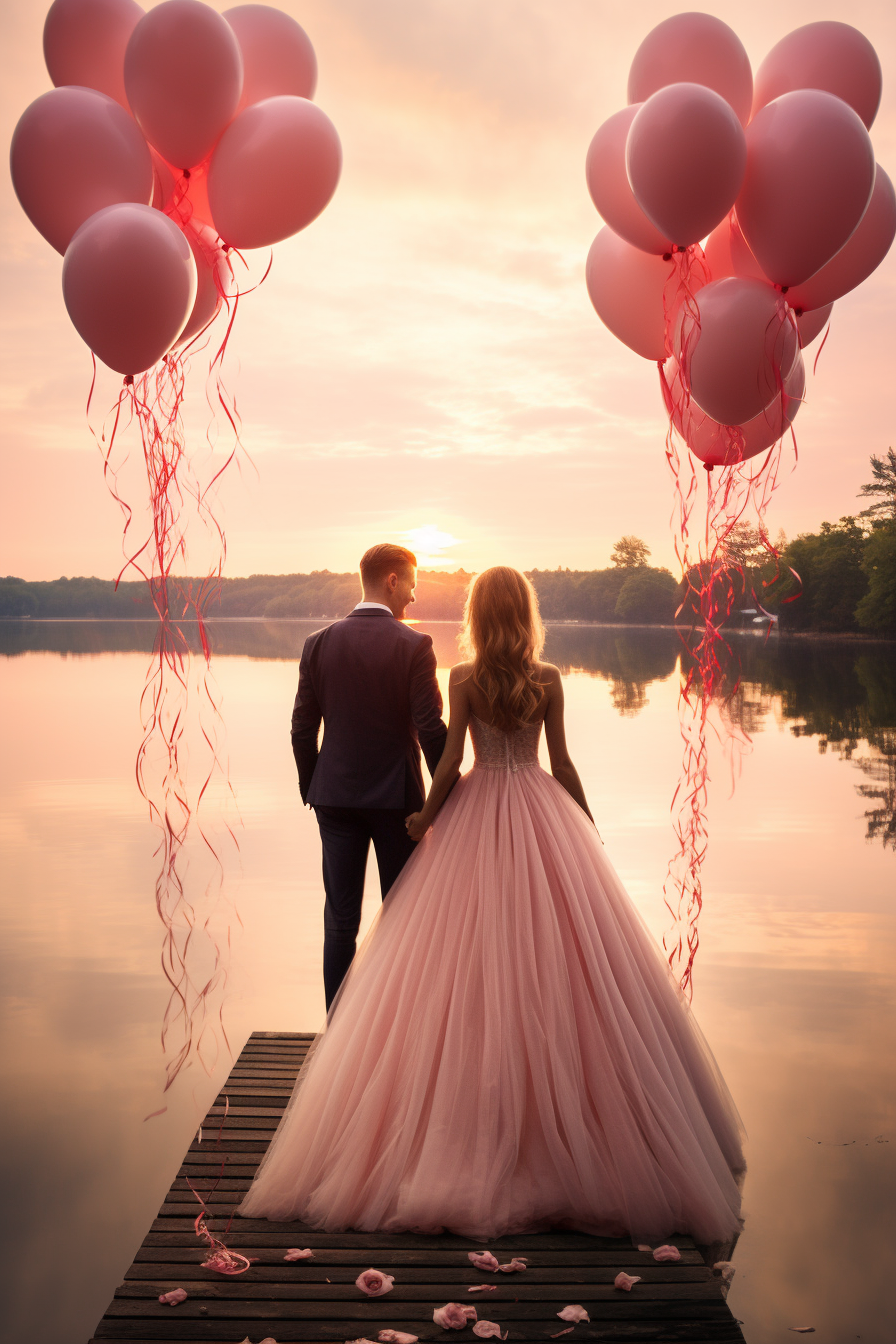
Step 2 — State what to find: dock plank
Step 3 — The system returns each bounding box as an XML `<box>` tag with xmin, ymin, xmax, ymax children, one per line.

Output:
<box><xmin>89</xmin><ymin>1032</ymin><xmax>744</xmax><ymax>1344</ymax></box>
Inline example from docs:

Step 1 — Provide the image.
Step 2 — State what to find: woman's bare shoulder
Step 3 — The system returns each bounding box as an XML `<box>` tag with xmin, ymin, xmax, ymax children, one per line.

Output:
<box><xmin>536</xmin><ymin>661</ymin><xmax>562</xmax><ymax>685</ymax></box>
<box><xmin>450</xmin><ymin>659</ymin><xmax>475</xmax><ymax>683</ymax></box>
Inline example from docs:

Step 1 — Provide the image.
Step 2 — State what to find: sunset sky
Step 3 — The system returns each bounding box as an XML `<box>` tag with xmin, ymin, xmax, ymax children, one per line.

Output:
<box><xmin>2</xmin><ymin>0</ymin><xmax>894</xmax><ymax>581</ymax></box>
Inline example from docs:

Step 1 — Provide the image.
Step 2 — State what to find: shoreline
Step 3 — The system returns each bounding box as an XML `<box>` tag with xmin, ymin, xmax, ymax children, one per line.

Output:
<box><xmin>2</xmin><ymin>616</ymin><xmax>893</xmax><ymax>643</ymax></box>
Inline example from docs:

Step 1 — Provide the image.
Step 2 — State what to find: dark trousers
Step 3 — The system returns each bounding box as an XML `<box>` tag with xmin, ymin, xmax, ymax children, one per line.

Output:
<box><xmin>314</xmin><ymin>805</ymin><xmax>417</xmax><ymax>1009</ymax></box>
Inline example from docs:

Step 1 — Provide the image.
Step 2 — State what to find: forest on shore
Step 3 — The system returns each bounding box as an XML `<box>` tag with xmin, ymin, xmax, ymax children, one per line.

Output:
<box><xmin>2</xmin><ymin>453</ymin><xmax>893</xmax><ymax>635</ymax></box>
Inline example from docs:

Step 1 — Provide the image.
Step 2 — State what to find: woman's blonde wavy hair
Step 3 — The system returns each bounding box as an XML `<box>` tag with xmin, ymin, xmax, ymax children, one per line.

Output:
<box><xmin>459</xmin><ymin>567</ymin><xmax>546</xmax><ymax>731</ymax></box>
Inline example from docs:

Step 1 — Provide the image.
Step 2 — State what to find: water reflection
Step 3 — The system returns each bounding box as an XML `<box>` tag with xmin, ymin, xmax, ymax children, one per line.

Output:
<box><xmin>0</xmin><ymin>622</ymin><xmax>894</xmax><ymax>1344</ymax></box>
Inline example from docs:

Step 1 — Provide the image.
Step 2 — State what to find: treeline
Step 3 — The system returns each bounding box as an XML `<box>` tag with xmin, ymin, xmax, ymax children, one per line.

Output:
<box><xmin>0</xmin><ymin>566</ymin><xmax>682</xmax><ymax>625</ymax></box>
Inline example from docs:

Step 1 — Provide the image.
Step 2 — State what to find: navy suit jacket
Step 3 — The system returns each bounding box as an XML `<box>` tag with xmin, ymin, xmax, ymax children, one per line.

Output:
<box><xmin>291</xmin><ymin>608</ymin><xmax>449</xmax><ymax>810</ymax></box>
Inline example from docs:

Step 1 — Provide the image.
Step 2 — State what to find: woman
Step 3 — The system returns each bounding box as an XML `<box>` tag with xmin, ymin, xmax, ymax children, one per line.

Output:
<box><xmin>239</xmin><ymin>568</ymin><xmax>744</xmax><ymax>1242</ymax></box>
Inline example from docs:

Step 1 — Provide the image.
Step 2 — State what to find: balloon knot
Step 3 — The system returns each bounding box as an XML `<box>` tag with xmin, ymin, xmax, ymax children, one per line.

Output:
<box><xmin>794</xmin><ymin>307</ymin><xmax>803</xmax><ymax>317</ymax></box>
<box><xmin>124</xmin><ymin>374</ymin><xmax>134</xmax><ymax>386</ymax></box>
<box><xmin>703</xmin><ymin>462</ymin><xmax>713</xmax><ymax>472</ymax></box>
<box><xmin>663</xmin><ymin>252</ymin><xmax>672</xmax><ymax>262</ymax></box>
<box><xmin>183</xmin><ymin>169</ymin><xmax>191</xmax><ymax>179</ymax></box>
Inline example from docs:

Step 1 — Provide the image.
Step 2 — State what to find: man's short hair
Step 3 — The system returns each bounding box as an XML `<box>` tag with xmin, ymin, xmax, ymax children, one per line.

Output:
<box><xmin>360</xmin><ymin>543</ymin><xmax>417</xmax><ymax>587</ymax></box>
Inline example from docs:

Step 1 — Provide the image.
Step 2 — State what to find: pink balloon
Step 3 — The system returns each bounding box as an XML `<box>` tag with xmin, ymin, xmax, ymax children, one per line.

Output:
<box><xmin>752</xmin><ymin>21</ymin><xmax>882</xmax><ymax>130</ymax></box>
<box><xmin>44</xmin><ymin>0</ymin><xmax>144</xmax><ymax>108</ymax></box>
<box><xmin>585</xmin><ymin>107</ymin><xmax>671</xmax><ymax>254</ymax></box>
<box><xmin>224</xmin><ymin>4</ymin><xmax>317</xmax><ymax>112</ymax></box>
<box><xmin>10</xmin><ymin>86</ymin><xmax>153</xmax><ymax>255</ymax></box>
<box><xmin>176</xmin><ymin>224</ymin><xmax>224</xmax><ymax>347</ymax></box>
<box><xmin>626</xmin><ymin>84</ymin><xmax>747</xmax><ymax>246</ymax></box>
<box><xmin>675</xmin><ymin>277</ymin><xmax>800</xmax><ymax>427</ymax></box>
<box><xmin>736</xmin><ymin>90</ymin><xmax>875</xmax><ymax>287</ymax></box>
<box><xmin>787</xmin><ymin>166</ymin><xmax>896</xmax><ymax>311</ymax></box>
<box><xmin>662</xmin><ymin>353</ymin><xmax>805</xmax><ymax>466</ymax></box>
<box><xmin>703</xmin><ymin>212</ymin><xmax>766</xmax><ymax>283</ymax></box>
<box><xmin>150</xmin><ymin>149</ymin><xmax>176</xmax><ymax>211</ymax></box>
<box><xmin>628</xmin><ymin>12</ymin><xmax>753</xmax><ymax>126</ymax></box>
<box><xmin>207</xmin><ymin>96</ymin><xmax>341</xmax><ymax>249</ymax></box>
<box><xmin>586</xmin><ymin>227</ymin><xmax>685</xmax><ymax>362</ymax></box>
<box><xmin>124</xmin><ymin>0</ymin><xmax>243</xmax><ymax>169</ymax></box>
<box><xmin>795</xmin><ymin>304</ymin><xmax>833</xmax><ymax>347</ymax></box>
<box><xmin>62</xmin><ymin>203</ymin><xmax>197</xmax><ymax>375</ymax></box>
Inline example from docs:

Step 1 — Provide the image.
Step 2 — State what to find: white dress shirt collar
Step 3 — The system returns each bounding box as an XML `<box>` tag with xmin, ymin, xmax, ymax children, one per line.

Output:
<box><xmin>353</xmin><ymin>601</ymin><xmax>394</xmax><ymax>614</ymax></box>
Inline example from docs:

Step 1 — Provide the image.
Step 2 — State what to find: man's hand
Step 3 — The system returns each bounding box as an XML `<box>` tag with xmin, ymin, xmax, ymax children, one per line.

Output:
<box><xmin>405</xmin><ymin>812</ymin><xmax>429</xmax><ymax>843</ymax></box>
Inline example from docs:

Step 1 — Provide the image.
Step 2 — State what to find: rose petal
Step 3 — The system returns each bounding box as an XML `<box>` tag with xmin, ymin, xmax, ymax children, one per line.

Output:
<box><xmin>550</xmin><ymin>1330</ymin><xmax>574</xmax><ymax>1339</ymax></box>
<box><xmin>158</xmin><ymin>1287</ymin><xmax>188</xmax><ymax>1305</ymax></box>
<box><xmin>788</xmin><ymin>1331</ymin><xmax>816</xmax><ymax>1335</ymax></box>
<box><xmin>557</xmin><ymin>1306</ymin><xmax>590</xmax><ymax>1323</ymax></box>
<box><xmin>614</xmin><ymin>1273</ymin><xmax>642</xmax><ymax>1292</ymax></box>
<box><xmin>346</xmin><ymin>1338</ymin><xmax>379</xmax><ymax>1343</ymax></box>
<box><xmin>472</xmin><ymin>1322</ymin><xmax>507</xmax><ymax>1339</ymax></box>
<box><xmin>498</xmin><ymin>1257</ymin><xmax>527</xmax><ymax>1272</ymax></box>
<box><xmin>468</xmin><ymin>1285</ymin><xmax>498</xmax><ymax>1293</ymax></box>
<box><xmin>636</xmin><ymin>1244</ymin><xmax>652</xmax><ymax>1252</ymax></box>
<box><xmin>468</xmin><ymin>1251</ymin><xmax>500</xmax><ymax>1272</ymax></box>
<box><xmin>434</xmin><ymin>1303</ymin><xmax>478</xmax><ymax>1329</ymax></box>
<box><xmin>285</xmin><ymin>1248</ymin><xmax>315</xmax><ymax>1261</ymax></box>
<box><xmin>355</xmin><ymin>1269</ymin><xmax>395</xmax><ymax>1297</ymax></box>
<box><xmin>652</xmin><ymin>1245</ymin><xmax>681</xmax><ymax>1262</ymax></box>
<box><xmin>713</xmin><ymin>1261</ymin><xmax>736</xmax><ymax>1284</ymax></box>
<box><xmin>378</xmin><ymin>1332</ymin><xmax>419</xmax><ymax>1344</ymax></box>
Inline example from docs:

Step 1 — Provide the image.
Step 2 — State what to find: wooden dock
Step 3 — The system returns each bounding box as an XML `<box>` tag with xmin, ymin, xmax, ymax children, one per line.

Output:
<box><xmin>89</xmin><ymin>1031</ymin><xmax>745</xmax><ymax>1343</ymax></box>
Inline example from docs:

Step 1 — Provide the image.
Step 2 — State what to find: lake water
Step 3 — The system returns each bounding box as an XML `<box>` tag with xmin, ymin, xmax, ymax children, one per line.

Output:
<box><xmin>1</xmin><ymin>620</ymin><xmax>894</xmax><ymax>1344</ymax></box>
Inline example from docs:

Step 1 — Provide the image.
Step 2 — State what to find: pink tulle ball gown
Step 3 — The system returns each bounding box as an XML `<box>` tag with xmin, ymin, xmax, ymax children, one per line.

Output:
<box><xmin>238</xmin><ymin>715</ymin><xmax>745</xmax><ymax>1243</ymax></box>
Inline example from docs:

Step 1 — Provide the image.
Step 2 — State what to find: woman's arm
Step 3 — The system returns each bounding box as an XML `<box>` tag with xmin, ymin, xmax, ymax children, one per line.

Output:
<box><xmin>405</xmin><ymin>665</ymin><xmax>471</xmax><ymax>841</ymax></box>
<box><xmin>542</xmin><ymin>667</ymin><xmax>595</xmax><ymax>823</ymax></box>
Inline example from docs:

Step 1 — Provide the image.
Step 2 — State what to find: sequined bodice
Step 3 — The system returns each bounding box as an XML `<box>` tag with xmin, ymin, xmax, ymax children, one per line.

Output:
<box><xmin>470</xmin><ymin>713</ymin><xmax>542</xmax><ymax>772</ymax></box>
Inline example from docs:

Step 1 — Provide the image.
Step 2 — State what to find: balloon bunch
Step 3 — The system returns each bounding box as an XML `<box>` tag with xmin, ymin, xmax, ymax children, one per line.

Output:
<box><xmin>584</xmin><ymin>15</ymin><xmax>894</xmax><ymax>993</ymax></box>
<box><xmin>12</xmin><ymin>0</ymin><xmax>340</xmax><ymax>376</ymax></box>
<box><xmin>10</xmin><ymin>0</ymin><xmax>342</xmax><ymax>1096</ymax></box>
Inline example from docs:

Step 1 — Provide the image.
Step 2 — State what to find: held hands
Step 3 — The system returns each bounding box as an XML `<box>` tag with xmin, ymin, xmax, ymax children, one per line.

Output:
<box><xmin>405</xmin><ymin>812</ymin><xmax>429</xmax><ymax>843</ymax></box>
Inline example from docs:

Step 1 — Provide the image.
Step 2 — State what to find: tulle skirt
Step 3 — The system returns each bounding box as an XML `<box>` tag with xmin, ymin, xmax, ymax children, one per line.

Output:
<box><xmin>238</xmin><ymin>763</ymin><xmax>745</xmax><ymax>1243</ymax></box>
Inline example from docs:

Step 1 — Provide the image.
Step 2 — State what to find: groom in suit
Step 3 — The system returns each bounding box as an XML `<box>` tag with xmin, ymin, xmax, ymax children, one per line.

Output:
<box><xmin>291</xmin><ymin>543</ymin><xmax>450</xmax><ymax>1007</ymax></box>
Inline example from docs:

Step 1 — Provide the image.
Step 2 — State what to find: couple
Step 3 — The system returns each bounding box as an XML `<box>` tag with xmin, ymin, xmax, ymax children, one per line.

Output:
<box><xmin>239</xmin><ymin>544</ymin><xmax>744</xmax><ymax>1243</ymax></box>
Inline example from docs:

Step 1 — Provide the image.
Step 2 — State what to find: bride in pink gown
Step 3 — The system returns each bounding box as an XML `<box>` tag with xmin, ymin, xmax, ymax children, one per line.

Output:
<box><xmin>238</xmin><ymin>567</ymin><xmax>745</xmax><ymax>1243</ymax></box>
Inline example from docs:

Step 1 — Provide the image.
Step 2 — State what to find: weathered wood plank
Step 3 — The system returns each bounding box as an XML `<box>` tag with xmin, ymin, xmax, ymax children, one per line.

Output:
<box><xmin>139</xmin><ymin>1230</ymin><xmax>697</xmax><ymax>1251</ymax></box>
<box><xmin>130</xmin><ymin>1247</ymin><xmax>708</xmax><ymax>1268</ymax></box>
<box><xmin>124</xmin><ymin>1264</ymin><xmax>712</xmax><ymax>1284</ymax></box>
<box><xmin>114</xmin><ymin>1278</ymin><xmax>720</xmax><ymax>1300</ymax></box>
<box><xmin>92</xmin><ymin>1329</ymin><xmax>742</xmax><ymax>1343</ymax></box>
<box><xmin>100</xmin><ymin>1296</ymin><xmax>735</xmax><ymax>1320</ymax></box>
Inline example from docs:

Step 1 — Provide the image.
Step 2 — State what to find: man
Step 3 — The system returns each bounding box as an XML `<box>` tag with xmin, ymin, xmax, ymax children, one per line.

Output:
<box><xmin>291</xmin><ymin>543</ymin><xmax>449</xmax><ymax>1008</ymax></box>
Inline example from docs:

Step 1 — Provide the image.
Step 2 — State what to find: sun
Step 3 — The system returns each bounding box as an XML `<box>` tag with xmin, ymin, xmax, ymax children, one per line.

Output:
<box><xmin>403</xmin><ymin>525</ymin><xmax>463</xmax><ymax>568</ymax></box>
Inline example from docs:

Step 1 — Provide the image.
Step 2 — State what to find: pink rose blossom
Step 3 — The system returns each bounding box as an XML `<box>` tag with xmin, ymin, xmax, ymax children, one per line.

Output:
<box><xmin>472</xmin><ymin>1322</ymin><xmax>507</xmax><ymax>1339</ymax></box>
<box><xmin>355</xmin><ymin>1269</ymin><xmax>395</xmax><ymax>1297</ymax></box>
<box><xmin>557</xmin><ymin>1306</ymin><xmax>590</xmax><ymax>1323</ymax></box>
<box><xmin>652</xmin><ymin>1245</ymin><xmax>681</xmax><ymax>1262</ymax></box>
<box><xmin>468</xmin><ymin>1251</ymin><xmax>500</xmax><ymax>1272</ymax></box>
<box><xmin>468</xmin><ymin>1285</ymin><xmax>498</xmax><ymax>1293</ymax></box>
<box><xmin>433</xmin><ymin>1303</ymin><xmax>478</xmax><ymax>1329</ymax></box>
<box><xmin>285</xmin><ymin>1248</ymin><xmax>315</xmax><ymax>1261</ymax></box>
<box><xmin>614</xmin><ymin>1273</ymin><xmax>642</xmax><ymax>1292</ymax></box>
<box><xmin>498</xmin><ymin>1257</ymin><xmax>527</xmax><ymax>1273</ymax></box>
<box><xmin>378</xmin><ymin>1332</ymin><xmax>418</xmax><ymax>1343</ymax></box>
<box><xmin>158</xmin><ymin>1288</ymin><xmax>188</xmax><ymax>1305</ymax></box>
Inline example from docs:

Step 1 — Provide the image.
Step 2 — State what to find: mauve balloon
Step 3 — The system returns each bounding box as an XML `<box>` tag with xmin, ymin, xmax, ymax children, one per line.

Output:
<box><xmin>628</xmin><ymin>12</ymin><xmax>753</xmax><ymax>127</ymax></box>
<box><xmin>752</xmin><ymin>21</ymin><xmax>882</xmax><ymax>130</ymax></box>
<box><xmin>675</xmin><ymin>277</ymin><xmax>800</xmax><ymax>428</ymax></box>
<box><xmin>44</xmin><ymin>0</ymin><xmax>144</xmax><ymax>108</ymax></box>
<box><xmin>787</xmin><ymin>166</ymin><xmax>896</xmax><ymax>312</ymax></box>
<box><xmin>586</xmin><ymin>227</ymin><xmax>693</xmax><ymax>362</ymax></box>
<box><xmin>175</xmin><ymin>224</ymin><xmax>224</xmax><ymax>347</ymax></box>
<box><xmin>626</xmin><ymin>84</ymin><xmax>747</xmax><ymax>247</ymax></box>
<box><xmin>62</xmin><ymin>202</ymin><xmax>197</xmax><ymax>375</ymax></box>
<box><xmin>703</xmin><ymin>212</ymin><xmax>766</xmax><ymax>284</ymax></box>
<box><xmin>736</xmin><ymin>89</ymin><xmax>875</xmax><ymax>288</ymax></box>
<box><xmin>661</xmin><ymin>352</ymin><xmax>805</xmax><ymax>467</ymax></box>
<box><xmin>585</xmin><ymin>106</ymin><xmax>671</xmax><ymax>255</ymax></box>
<box><xmin>224</xmin><ymin>4</ymin><xmax>317</xmax><ymax>112</ymax></box>
<box><xmin>208</xmin><ymin>96</ymin><xmax>341</xmax><ymax>249</ymax></box>
<box><xmin>124</xmin><ymin>0</ymin><xmax>243</xmax><ymax>169</ymax></box>
<box><xmin>10</xmin><ymin>85</ymin><xmax>153</xmax><ymax>255</ymax></box>
<box><xmin>795</xmin><ymin>304</ymin><xmax>833</xmax><ymax>348</ymax></box>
